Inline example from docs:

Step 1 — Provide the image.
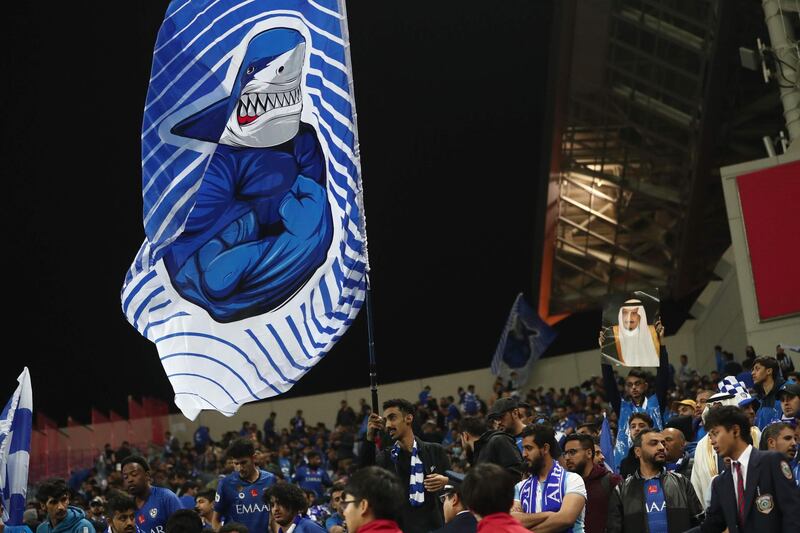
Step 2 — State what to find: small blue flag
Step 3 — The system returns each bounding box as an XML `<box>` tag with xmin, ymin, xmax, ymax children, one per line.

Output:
<box><xmin>491</xmin><ymin>293</ymin><xmax>556</xmax><ymax>386</ymax></box>
<box><xmin>0</xmin><ymin>368</ymin><xmax>33</xmax><ymax>528</ymax></box>
<box><xmin>600</xmin><ymin>413</ymin><xmax>617</xmax><ymax>473</ymax></box>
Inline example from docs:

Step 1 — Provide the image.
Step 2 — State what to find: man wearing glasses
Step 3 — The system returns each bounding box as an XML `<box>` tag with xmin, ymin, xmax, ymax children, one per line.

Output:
<box><xmin>341</xmin><ymin>467</ymin><xmax>404</xmax><ymax>533</ymax></box>
<box><xmin>432</xmin><ymin>472</ymin><xmax>476</xmax><ymax>533</ymax></box>
<box><xmin>563</xmin><ymin>434</ymin><xmax>620</xmax><ymax>533</ymax></box>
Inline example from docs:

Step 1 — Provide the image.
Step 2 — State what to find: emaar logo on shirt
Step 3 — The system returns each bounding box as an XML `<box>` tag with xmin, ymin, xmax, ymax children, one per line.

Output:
<box><xmin>235</xmin><ymin>502</ymin><xmax>270</xmax><ymax>514</ymax></box>
<box><xmin>646</xmin><ymin>501</ymin><xmax>666</xmax><ymax>513</ymax></box>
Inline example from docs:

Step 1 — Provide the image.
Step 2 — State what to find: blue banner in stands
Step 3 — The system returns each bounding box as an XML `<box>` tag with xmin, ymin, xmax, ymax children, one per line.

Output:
<box><xmin>491</xmin><ymin>293</ymin><xmax>556</xmax><ymax>386</ymax></box>
<box><xmin>122</xmin><ymin>0</ymin><xmax>367</xmax><ymax>420</ymax></box>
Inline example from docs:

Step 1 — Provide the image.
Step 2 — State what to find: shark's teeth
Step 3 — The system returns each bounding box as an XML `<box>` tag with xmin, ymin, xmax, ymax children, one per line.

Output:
<box><xmin>239</xmin><ymin>88</ymin><xmax>301</xmax><ymax>123</ymax></box>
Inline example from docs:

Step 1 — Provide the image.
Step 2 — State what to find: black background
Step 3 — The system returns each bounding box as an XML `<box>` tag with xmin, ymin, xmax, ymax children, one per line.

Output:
<box><xmin>2</xmin><ymin>1</ymin><xmax>643</xmax><ymax>424</ymax></box>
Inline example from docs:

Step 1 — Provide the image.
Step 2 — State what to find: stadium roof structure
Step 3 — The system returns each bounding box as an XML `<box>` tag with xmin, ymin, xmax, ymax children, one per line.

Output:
<box><xmin>532</xmin><ymin>0</ymin><xmax>790</xmax><ymax>319</ymax></box>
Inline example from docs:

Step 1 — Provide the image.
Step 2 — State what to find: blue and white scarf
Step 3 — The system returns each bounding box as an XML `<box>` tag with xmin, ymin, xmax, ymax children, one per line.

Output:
<box><xmin>391</xmin><ymin>439</ymin><xmax>425</xmax><ymax>506</ymax></box>
<box><xmin>519</xmin><ymin>462</ymin><xmax>567</xmax><ymax>514</ymax></box>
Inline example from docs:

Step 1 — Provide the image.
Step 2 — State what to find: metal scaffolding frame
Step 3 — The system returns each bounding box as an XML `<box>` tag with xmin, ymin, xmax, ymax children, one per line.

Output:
<box><xmin>549</xmin><ymin>0</ymin><xmax>720</xmax><ymax>314</ymax></box>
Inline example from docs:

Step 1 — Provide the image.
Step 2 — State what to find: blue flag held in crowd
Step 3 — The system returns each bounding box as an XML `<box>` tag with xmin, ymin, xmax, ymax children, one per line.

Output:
<box><xmin>600</xmin><ymin>413</ymin><xmax>617</xmax><ymax>473</ymax></box>
<box><xmin>122</xmin><ymin>0</ymin><xmax>367</xmax><ymax>420</ymax></box>
<box><xmin>491</xmin><ymin>293</ymin><xmax>556</xmax><ymax>386</ymax></box>
<box><xmin>0</xmin><ymin>368</ymin><xmax>33</xmax><ymax>533</ymax></box>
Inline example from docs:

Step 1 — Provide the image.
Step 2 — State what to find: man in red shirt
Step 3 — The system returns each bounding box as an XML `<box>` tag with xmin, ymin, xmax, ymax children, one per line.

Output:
<box><xmin>342</xmin><ymin>467</ymin><xmax>404</xmax><ymax>533</ymax></box>
<box><xmin>461</xmin><ymin>464</ymin><xmax>530</xmax><ymax>533</ymax></box>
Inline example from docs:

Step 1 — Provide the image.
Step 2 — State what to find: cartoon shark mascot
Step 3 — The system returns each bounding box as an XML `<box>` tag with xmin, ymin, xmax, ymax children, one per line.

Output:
<box><xmin>163</xmin><ymin>28</ymin><xmax>332</xmax><ymax>322</ymax></box>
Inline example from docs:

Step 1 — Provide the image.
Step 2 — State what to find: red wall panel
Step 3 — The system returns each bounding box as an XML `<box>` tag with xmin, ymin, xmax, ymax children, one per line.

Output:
<box><xmin>736</xmin><ymin>160</ymin><xmax>800</xmax><ymax>320</ymax></box>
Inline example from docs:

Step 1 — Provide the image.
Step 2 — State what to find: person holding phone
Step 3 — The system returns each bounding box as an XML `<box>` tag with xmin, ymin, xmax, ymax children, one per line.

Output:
<box><xmin>360</xmin><ymin>398</ymin><xmax>451</xmax><ymax>533</ymax></box>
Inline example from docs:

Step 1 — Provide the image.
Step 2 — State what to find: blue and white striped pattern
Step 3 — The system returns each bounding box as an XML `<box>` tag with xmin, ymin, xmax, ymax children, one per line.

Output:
<box><xmin>121</xmin><ymin>0</ymin><xmax>367</xmax><ymax>420</ymax></box>
<box><xmin>391</xmin><ymin>440</ymin><xmax>425</xmax><ymax>507</ymax></box>
<box><xmin>0</xmin><ymin>368</ymin><xmax>33</xmax><ymax>526</ymax></box>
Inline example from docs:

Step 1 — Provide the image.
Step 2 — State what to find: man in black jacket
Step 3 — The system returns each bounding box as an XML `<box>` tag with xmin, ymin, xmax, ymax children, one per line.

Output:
<box><xmin>608</xmin><ymin>429</ymin><xmax>703</xmax><ymax>533</ymax></box>
<box><xmin>432</xmin><ymin>471</ymin><xmax>477</xmax><ymax>533</ymax></box>
<box><xmin>458</xmin><ymin>416</ymin><xmax>524</xmax><ymax>482</ymax></box>
<box><xmin>699</xmin><ymin>406</ymin><xmax>799</xmax><ymax>533</ymax></box>
<box><xmin>360</xmin><ymin>398</ymin><xmax>451</xmax><ymax>533</ymax></box>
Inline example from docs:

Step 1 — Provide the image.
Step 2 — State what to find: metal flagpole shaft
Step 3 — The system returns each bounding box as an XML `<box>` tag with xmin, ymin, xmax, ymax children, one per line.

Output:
<box><xmin>365</xmin><ymin>273</ymin><xmax>379</xmax><ymax>413</ymax></box>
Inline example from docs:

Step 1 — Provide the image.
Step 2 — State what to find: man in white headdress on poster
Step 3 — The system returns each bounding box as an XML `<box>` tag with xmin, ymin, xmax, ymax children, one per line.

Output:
<box><xmin>610</xmin><ymin>299</ymin><xmax>660</xmax><ymax>367</ymax></box>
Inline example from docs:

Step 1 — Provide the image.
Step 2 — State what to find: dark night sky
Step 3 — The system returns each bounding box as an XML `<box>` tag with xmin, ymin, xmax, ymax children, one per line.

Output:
<box><xmin>1</xmin><ymin>1</ymin><xmax>622</xmax><ymax>424</ymax></box>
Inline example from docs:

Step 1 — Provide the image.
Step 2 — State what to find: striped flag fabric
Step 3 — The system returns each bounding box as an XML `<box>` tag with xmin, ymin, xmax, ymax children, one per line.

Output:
<box><xmin>122</xmin><ymin>0</ymin><xmax>367</xmax><ymax>420</ymax></box>
<box><xmin>491</xmin><ymin>293</ymin><xmax>556</xmax><ymax>386</ymax></box>
<box><xmin>0</xmin><ymin>368</ymin><xmax>33</xmax><ymax>529</ymax></box>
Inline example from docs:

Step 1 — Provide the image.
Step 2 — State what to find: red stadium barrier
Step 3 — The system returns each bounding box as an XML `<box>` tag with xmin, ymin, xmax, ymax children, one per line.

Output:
<box><xmin>29</xmin><ymin>397</ymin><xmax>170</xmax><ymax>484</ymax></box>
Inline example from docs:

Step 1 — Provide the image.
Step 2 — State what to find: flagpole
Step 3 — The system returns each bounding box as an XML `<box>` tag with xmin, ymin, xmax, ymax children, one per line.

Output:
<box><xmin>339</xmin><ymin>0</ymin><xmax>380</xmax><ymax>414</ymax></box>
<box><xmin>365</xmin><ymin>274</ymin><xmax>380</xmax><ymax>413</ymax></box>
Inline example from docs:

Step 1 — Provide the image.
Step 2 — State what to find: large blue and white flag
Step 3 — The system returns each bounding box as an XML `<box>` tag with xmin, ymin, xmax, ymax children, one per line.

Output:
<box><xmin>491</xmin><ymin>293</ymin><xmax>556</xmax><ymax>386</ymax></box>
<box><xmin>0</xmin><ymin>368</ymin><xmax>33</xmax><ymax>529</ymax></box>
<box><xmin>122</xmin><ymin>0</ymin><xmax>367</xmax><ymax>420</ymax></box>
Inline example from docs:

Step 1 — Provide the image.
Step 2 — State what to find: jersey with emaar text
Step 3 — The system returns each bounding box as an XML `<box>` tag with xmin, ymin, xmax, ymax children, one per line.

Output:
<box><xmin>214</xmin><ymin>470</ymin><xmax>276</xmax><ymax>533</ymax></box>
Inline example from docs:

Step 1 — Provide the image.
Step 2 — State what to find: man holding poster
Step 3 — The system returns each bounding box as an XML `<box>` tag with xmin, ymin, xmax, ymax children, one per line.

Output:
<box><xmin>599</xmin><ymin>290</ymin><xmax>670</xmax><ymax>473</ymax></box>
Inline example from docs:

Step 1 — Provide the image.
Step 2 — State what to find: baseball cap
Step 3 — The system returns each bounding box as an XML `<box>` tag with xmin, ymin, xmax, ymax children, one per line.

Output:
<box><xmin>778</xmin><ymin>381</ymin><xmax>800</xmax><ymax>399</ymax></box>
<box><xmin>488</xmin><ymin>397</ymin><xmax>519</xmax><ymax>420</ymax></box>
<box><xmin>672</xmin><ymin>399</ymin><xmax>696</xmax><ymax>410</ymax></box>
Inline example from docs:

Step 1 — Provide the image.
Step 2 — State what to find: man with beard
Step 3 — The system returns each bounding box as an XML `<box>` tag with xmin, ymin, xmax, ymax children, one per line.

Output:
<box><xmin>361</xmin><ymin>398</ymin><xmax>450</xmax><ymax>533</ymax></box>
<box><xmin>294</xmin><ymin>451</ymin><xmax>332</xmax><ymax>499</ymax></box>
<box><xmin>608</xmin><ymin>430</ymin><xmax>702</xmax><ymax>533</ymax></box>
<box><xmin>487</xmin><ymin>397</ymin><xmax>527</xmax><ymax>452</ymax></box>
<box><xmin>104</xmin><ymin>492</ymin><xmax>137</xmax><ymax>533</ymax></box>
<box><xmin>212</xmin><ymin>439</ymin><xmax>276</xmax><ymax>533</ymax></box>
<box><xmin>264</xmin><ymin>483</ymin><xmax>325</xmax><ymax>533</ymax></box>
<box><xmin>700</xmin><ymin>406</ymin><xmax>799</xmax><ymax>532</ymax></box>
<box><xmin>511</xmin><ymin>425</ymin><xmax>587</xmax><ymax>532</ymax></box>
<box><xmin>563</xmin><ymin>434</ymin><xmax>620</xmax><ymax>533</ymax></box>
<box><xmin>458</xmin><ymin>417</ymin><xmax>525</xmax><ymax>482</ymax></box>
<box><xmin>121</xmin><ymin>457</ymin><xmax>181</xmax><ymax>533</ymax></box>
<box><xmin>760</xmin><ymin>422</ymin><xmax>797</xmax><ymax>462</ymax></box>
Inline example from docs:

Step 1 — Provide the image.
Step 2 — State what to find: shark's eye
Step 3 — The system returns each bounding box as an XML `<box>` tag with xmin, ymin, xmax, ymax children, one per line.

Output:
<box><xmin>246</xmin><ymin>66</ymin><xmax>255</xmax><ymax>75</ymax></box>
<box><xmin>278</xmin><ymin>66</ymin><xmax>285</xmax><ymax>73</ymax></box>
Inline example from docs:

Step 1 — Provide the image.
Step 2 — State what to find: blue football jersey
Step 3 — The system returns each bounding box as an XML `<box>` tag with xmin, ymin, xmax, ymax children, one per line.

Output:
<box><xmin>135</xmin><ymin>486</ymin><xmax>183</xmax><ymax>533</ymax></box>
<box><xmin>214</xmin><ymin>470</ymin><xmax>276</xmax><ymax>533</ymax></box>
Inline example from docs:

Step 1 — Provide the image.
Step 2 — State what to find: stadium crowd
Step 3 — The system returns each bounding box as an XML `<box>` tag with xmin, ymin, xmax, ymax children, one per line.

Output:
<box><xmin>14</xmin><ymin>342</ymin><xmax>800</xmax><ymax>533</ymax></box>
